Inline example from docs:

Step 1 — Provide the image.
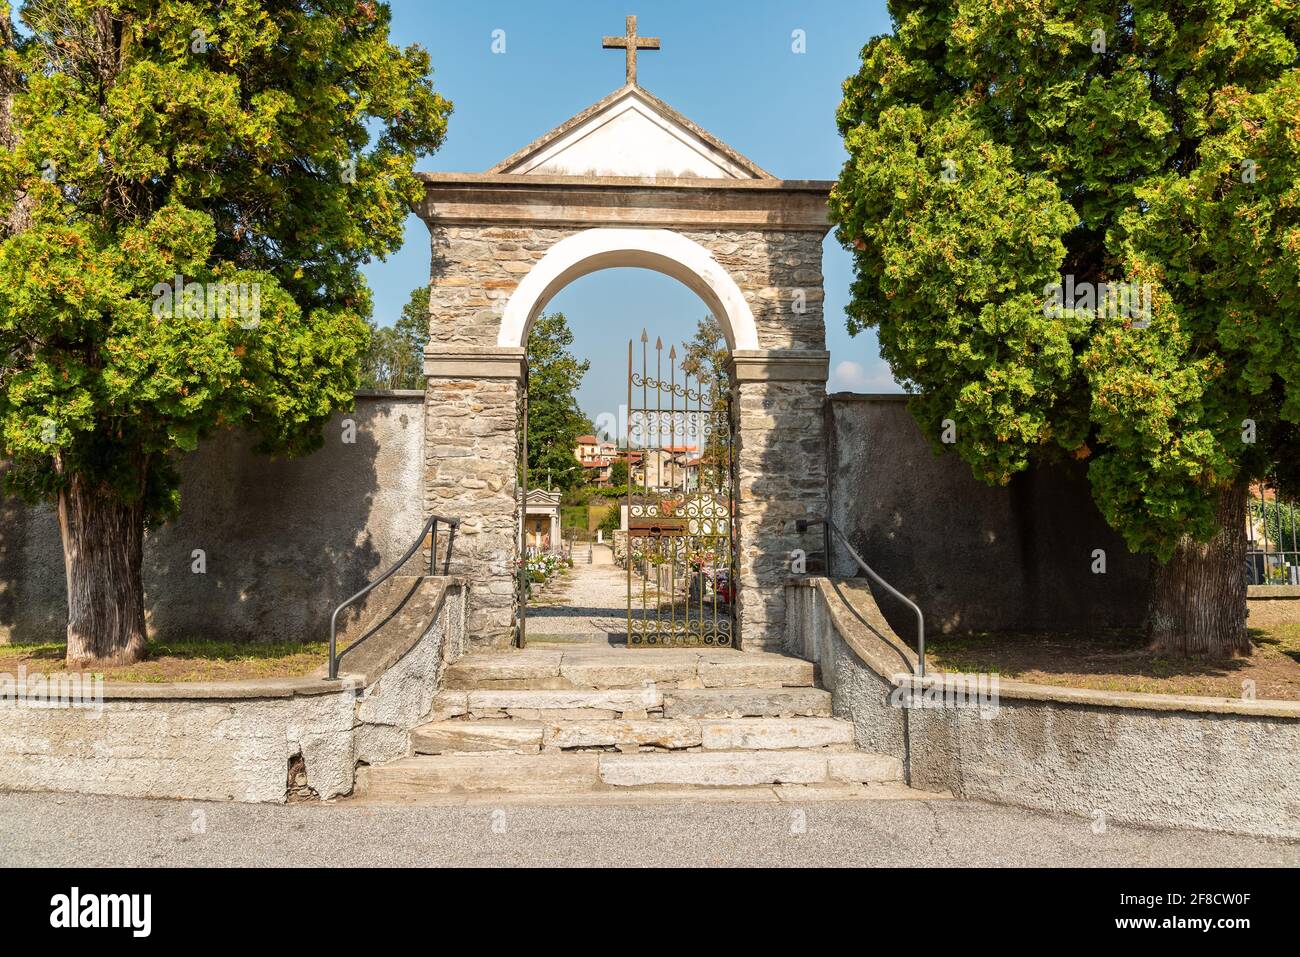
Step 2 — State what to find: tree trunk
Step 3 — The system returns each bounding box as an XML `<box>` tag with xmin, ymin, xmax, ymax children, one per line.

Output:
<box><xmin>58</xmin><ymin>474</ymin><xmax>147</xmax><ymax>667</ymax></box>
<box><xmin>1147</xmin><ymin>481</ymin><xmax>1250</xmax><ymax>657</ymax></box>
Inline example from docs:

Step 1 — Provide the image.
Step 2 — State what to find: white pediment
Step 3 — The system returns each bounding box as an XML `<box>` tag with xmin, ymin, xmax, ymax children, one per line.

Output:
<box><xmin>490</xmin><ymin>86</ymin><xmax>771</xmax><ymax>180</ymax></box>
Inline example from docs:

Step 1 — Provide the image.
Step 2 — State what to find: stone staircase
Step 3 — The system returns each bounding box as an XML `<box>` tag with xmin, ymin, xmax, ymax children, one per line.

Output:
<box><xmin>353</xmin><ymin>646</ymin><xmax>905</xmax><ymax>802</ymax></box>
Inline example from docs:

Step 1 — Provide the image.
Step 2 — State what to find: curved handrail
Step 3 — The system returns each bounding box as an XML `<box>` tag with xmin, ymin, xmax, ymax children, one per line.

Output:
<box><xmin>328</xmin><ymin>513</ymin><xmax>460</xmax><ymax>679</ymax></box>
<box><xmin>797</xmin><ymin>517</ymin><xmax>927</xmax><ymax>677</ymax></box>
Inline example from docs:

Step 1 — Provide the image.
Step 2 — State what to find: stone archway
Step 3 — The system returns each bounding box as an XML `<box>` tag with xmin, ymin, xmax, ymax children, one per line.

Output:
<box><xmin>496</xmin><ymin>228</ymin><xmax>761</xmax><ymax>351</ymax></box>
<box><xmin>416</xmin><ymin>82</ymin><xmax>832</xmax><ymax>652</ymax></box>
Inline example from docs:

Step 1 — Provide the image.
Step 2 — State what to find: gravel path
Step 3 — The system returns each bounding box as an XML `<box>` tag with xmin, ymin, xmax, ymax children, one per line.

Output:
<box><xmin>527</xmin><ymin>548</ymin><xmax>629</xmax><ymax>642</ymax></box>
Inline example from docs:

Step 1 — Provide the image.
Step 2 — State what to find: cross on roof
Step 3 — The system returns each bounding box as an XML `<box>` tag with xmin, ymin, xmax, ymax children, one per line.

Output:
<box><xmin>602</xmin><ymin>15</ymin><xmax>660</xmax><ymax>87</ymax></box>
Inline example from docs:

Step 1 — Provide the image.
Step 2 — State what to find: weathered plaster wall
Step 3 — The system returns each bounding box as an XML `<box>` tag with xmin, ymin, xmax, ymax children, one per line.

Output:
<box><xmin>0</xmin><ymin>581</ymin><xmax>465</xmax><ymax>803</ymax></box>
<box><xmin>0</xmin><ymin>686</ymin><xmax>359</xmax><ymax>803</ymax></box>
<box><xmin>0</xmin><ymin>393</ymin><xmax>426</xmax><ymax>645</ymax></box>
<box><xmin>826</xmin><ymin>394</ymin><xmax>1152</xmax><ymax>636</ymax></box>
<box><xmin>787</xmin><ymin>578</ymin><xmax>1300</xmax><ymax>839</ymax></box>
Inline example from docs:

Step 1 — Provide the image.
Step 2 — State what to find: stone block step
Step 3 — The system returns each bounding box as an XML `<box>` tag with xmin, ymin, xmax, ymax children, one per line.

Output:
<box><xmin>597</xmin><ymin>751</ymin><xmax>901</xmax><ymax>788</ymax></box>
<box><xmin>411</xmin><ymin>720</ymin><xmax>543</xmax><ymax>755</ymax></box>
<box><xmin>699</xmin><ymin>717</ymin><xmax>854</xmax><ymax>750</ymax></box>
<box><xmin>541</xmin><ymin>718</ymin><xmax>703</xmax><ymax>751</ymax></box>
<box><xmin>442</xmin><ymin>649</ymin><xmax>816</xmax><ymax>691</ymax></box>
<box><xmin>464</xmin><ymin>688</ymin><xmax>662</xmax><ymax>719</ymax></box>
<box><xmin>412</xmin><ymin>716</ymin><xmax>854</xmax><ymax>754</ymax></box>
<box><xmin>355</xmin><ymin>749</ymin><xmax>902</xmax><ymax>797</ymax></box>
<box><xmin>662</xmin><ymin>687</ymin><xmax>832</xmax><ymax>719</ymax></box>
<box><xmin>349</xmin><ymin>782</ymin><xmax>943</xmax><ymax>808</ymax></box>
<box><xmin>357</xmin><ymin>754</ymin><xmax>600</xmax><ymax>795</ymax></box>
<box><xmin>538</xmin><ymin>716</ymin><xmax>853</xmax><ymax>752</ymax></box>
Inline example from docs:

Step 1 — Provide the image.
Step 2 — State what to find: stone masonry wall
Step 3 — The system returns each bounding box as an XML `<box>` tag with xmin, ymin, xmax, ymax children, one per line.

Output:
<box><xmin>736</xmin><ymin>378</ymin><xmax>829</xmax><ymax>649</ymax></box>
<box><xmin>424</xmin><ymin>376</ymin><xmax>520</xmax><ymax>649</ymax></box>
<box><xmin>426</xmin><ymin>225</ymin><xmax>827</xmax><ymax>352</ymax></box>
<box><xmin>424</xmin><ymin>223</ymin><xmax>829</xmax><ymax>648</ymax></box>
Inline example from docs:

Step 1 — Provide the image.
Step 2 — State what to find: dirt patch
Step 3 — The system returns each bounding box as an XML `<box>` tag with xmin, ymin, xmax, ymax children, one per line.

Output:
<box><xmin>924</xmin><ymin>622</ymin><xmax>1300</xmax><ymax>702</ymax></box>
<box><xmin>0</xmin><ymin>639</ymin><xmax>329</xmax><ymax>682</ymax></box>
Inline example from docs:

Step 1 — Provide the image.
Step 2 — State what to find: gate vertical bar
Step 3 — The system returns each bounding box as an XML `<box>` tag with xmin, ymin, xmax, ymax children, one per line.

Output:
<box><xmin>668</xmin><ymin>345</ymin><xmax>677</xmax><ymax>646</ymax></box>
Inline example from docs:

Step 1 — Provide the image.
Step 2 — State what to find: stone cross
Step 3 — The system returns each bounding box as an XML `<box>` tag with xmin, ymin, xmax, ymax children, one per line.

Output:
<box><xmin>603</xmin><ymin>15</ymin><xmax>660</xmax><ymax>87</ymax></box>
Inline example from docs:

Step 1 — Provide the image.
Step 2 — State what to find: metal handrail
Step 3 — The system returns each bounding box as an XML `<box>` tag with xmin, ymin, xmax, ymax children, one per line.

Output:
<box><xmin>328</xmin><ymin>513</ymin><xmax>460</xmax><ymax>679</ymax></box>
<box><xmin>796</xmin><ymin>517</ymin><xmax>927</xmax><ymax>678</ymax></box>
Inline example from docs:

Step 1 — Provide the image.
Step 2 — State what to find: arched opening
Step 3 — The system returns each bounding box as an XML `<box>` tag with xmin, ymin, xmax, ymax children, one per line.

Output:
<box><xmin>498</xmin><ymin>228</ymin><xmax>760</xmax><ymax>352</ymax></box>
<box><xmin>516</xmin><ymin>265</ymin><xmax>736</xmax><ymax>648</ymax></box>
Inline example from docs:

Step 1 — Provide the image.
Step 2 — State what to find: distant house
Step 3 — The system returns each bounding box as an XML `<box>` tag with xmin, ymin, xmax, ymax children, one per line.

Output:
<box><xmin>574</xmin><ymin>434</ymin><xmax>617</xmax><ymax>484</ymax></box>
<box><xmin>684</xmin><ymin>455</ymin><xmax>702</xmax><ymax>491</ymax></box>
<box><xmin>630</xmin><ymin>444</ymin><xmax>697</xmax><ymax>491</ymax></box>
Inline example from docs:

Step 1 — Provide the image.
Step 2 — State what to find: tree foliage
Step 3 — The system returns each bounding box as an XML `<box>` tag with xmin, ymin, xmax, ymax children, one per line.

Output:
<box><xmin>0</xmin><ymin>2</ymin><xmax>450</xmax><ymax>663</ymax></box>
<box><xmin>680</xmin><ymin>315</ymin><xmax>732</xmax><ymax>486</ymax></box>
<box><xmin>0</xmin><ymin>0</ymin><xmax>451</xmax><ymax>523</ymax></box>
<box><xmin>361</xmin><ymin>284</ymin><xmax>427</xmax><ymax>390</ymax></box>
<box><xmin>608</xmin><ymin>458</ymin><xmax>629</xmax><ymax>486</ymax></box>
<box><xmin>830</xmin><ymin>0</ymin><xmax>1299</xmax><ymax>561</ymax></box>
<box><xmin>525</xmin><ymin>312</ymin><xmax>589</xmax><ymax>492</ymax></box>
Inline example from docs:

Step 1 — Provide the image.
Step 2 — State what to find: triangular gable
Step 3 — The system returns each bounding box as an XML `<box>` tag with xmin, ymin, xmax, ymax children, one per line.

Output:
<box><xmin>489</xmin><ymin>85</ymin><xmax>772</xmax><ymax>180</ymax></box>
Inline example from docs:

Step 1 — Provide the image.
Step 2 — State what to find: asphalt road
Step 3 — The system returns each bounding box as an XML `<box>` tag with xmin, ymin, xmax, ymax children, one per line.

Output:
<box><xmin>1</xmin><ymin>791</ymin><xmax>1295</xmax><ymax>867</ymax></box>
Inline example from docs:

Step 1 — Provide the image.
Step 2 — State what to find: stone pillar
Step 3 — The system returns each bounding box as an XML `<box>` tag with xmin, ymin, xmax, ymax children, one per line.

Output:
<box><xmin>730</xmin><ymin>350</ymin><xmax>830</xmax><ymax>652</ymax></box>
<box><xmin>424</xmin><ymin>345</ymin><xmax>525</xmax><ymax>650</ymax></box>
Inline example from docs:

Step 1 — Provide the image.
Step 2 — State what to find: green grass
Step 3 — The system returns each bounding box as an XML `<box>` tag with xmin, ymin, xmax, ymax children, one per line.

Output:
<box><xmin>0</xmin><ymin>638</ymin><xmax>330</xmax><ymax>682</ymax></box>
<box><xmin>0</xmin><ymin>638</ymin><xmax>328</xmax><ymax>661</ymax></box>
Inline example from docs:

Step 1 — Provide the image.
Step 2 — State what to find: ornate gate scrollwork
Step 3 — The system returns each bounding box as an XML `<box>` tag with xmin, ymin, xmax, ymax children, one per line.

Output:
<box><xmin>626</xmin><ymin>330</ymin><xmax>735</xmax><ymax>647</ymax></box>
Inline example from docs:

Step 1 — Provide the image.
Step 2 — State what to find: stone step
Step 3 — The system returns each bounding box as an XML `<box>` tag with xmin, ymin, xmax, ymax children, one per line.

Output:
<box><xmin>597</xmin><ymin>750</ymin><xmax>902</xmax><ymax>788</ymax></box>
<box><xmin>541</xmin><ymin>718</ymin><xmax>703</xmax><ymax>751</ymax></box>
<box><xmin>357</xmin><ymin>754</ymin><xmax>599</xmax><ymax>795</ymax></box>
<box><xmin>350</xmin><ymin>781</ymin><xmax>937</xmax><ymax>808</ymax></box>
<box><xmin>411</xmin><ymin>720</ymin><xmax>543</xmax><ymax>755</ymax></box>
<box><xmin>442</xmin><ymin>648</ymin><xmax>816</xmax><ymax>691</ymax></box>
<box><xmin>464</xmin><ymin>688</ymin><xmax>664</xmax><ymax>720</ymax></box>
<box><xmin>699</xmin><ymin>717</ymin><xmax>853</xmax><ymax>750</ymax></box>
<box><xmin>662</xmin><ymin>687</ymin><xmax>832</xmax><ymax>719</ymax></box>
<box><xmin>411</xmin><ymin>716</ymin><xmax>855</xmax><ymax>754</ymax></box>
<box><xmin>356</xmin><ymin>749</ymin><xmax>902</xmax><ymax>796</ymax></box>
<box><xmin>427</xmin><ymin>687</ymin><xmax>833</xmax><ymax>723</ymax></box>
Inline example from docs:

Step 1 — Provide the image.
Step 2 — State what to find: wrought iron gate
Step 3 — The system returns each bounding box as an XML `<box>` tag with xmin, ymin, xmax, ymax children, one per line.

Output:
<box><xmin>626</xmin><ymin>331</ymin><xmax>735</xmax><ymax>647</ymax></box>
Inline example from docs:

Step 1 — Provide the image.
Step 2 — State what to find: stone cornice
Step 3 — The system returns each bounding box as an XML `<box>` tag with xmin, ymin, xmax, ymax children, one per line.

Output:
<box><xmin>416</xmin><ymin>173</ymin><xmax>833</xmax><ymax>232</ymax></box>
<box><xmin>424</xmin><ymin>345</ymin><xmax>527</xmax><ymax>381</ymax></box>
<box><xmin>730</xmin><ymin>349</ymin><xmax>830</xmax><ymax>383</ymax></box>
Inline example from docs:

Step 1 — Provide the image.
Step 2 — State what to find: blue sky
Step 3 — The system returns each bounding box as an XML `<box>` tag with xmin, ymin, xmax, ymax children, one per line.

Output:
<box><xmin>368</xmin><ymin>0</ymin><xmax>901</xmax><ymax>420</ymax></box>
